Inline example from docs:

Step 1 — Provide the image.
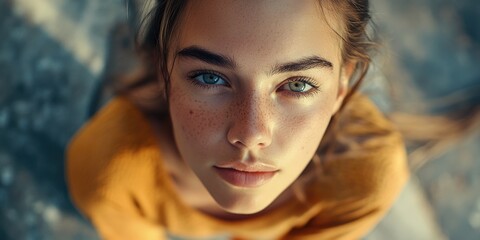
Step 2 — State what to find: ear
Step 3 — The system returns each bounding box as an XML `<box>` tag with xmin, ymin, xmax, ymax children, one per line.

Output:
<box><xmin>332</xmin><ymin>61</ymin><xmax>356</xmax><ymax>114</ymax></box>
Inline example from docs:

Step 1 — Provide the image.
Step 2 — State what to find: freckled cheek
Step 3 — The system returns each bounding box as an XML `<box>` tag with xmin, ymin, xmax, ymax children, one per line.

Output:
<box><xmin>169</xmin><ymin>90</ymin><xmax>227</xmax><ymax>145</ymax></box>
<box><xmin>277</xmin><ymin>107</ymin><xmax>333</xmax><ymax>159</ymax></box>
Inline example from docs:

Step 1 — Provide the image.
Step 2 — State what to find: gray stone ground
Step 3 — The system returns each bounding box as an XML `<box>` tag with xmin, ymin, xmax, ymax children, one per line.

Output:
<box><xmin>0</xmin><ymin>0</ymin><xmax>479</xmax><ymax>239</ymax></box>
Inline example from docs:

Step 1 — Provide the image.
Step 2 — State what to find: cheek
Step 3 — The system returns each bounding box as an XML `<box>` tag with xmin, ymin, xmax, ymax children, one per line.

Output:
<box><xmin>285</xmin><ymin>112</ymin><xmax>330</xmax><ymax>150</ymax></box>
<box><xmin>168</xmin><ymin>85</ymin><xmax>226</xmax><ymax>149</ymax></box>
<box><xmin>276</xmin><ymin>95</ymin><xmax>337</xmax><ymax>160</ymax></box>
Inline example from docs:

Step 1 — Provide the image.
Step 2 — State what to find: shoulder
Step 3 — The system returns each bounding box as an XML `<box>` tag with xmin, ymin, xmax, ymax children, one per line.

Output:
<box><xmin>313</xmin><ymin>93</ymin><xmax>410</xmax><ymax>201</ymax></box>
<box><xmin>340</xmin><ymin>93</ymin><xmax>409</xmax><ymax>195</ymax></box>
<box><xmin>288</xmin><ymin>94</ymin><xmax>410</xmax><ymax>238</ymax></box>
<box><xmin>339</xmin><ymin>93</ymin><xmax>396</xmax><ymax>140</ymax></box>
<box><xmin>66</xmin><ymin>96</ymin><xmax>163</xmax><ymax>211</ymax></box>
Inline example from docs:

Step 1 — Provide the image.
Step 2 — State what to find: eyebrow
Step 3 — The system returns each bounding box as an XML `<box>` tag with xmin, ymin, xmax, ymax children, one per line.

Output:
<box><xmin>177</xmin><ymin>46</ymin><xmax>236</xmax><ymax>69</ymax></box>
<box><xmin>176</xmin><ymin>46</ymin><xmax>333</xmax><ymax>74</ymax></box>
<box><xmin>270</xmin><ymin>56</ymin><xmax>333</xmax><ymax>75</ymax></box>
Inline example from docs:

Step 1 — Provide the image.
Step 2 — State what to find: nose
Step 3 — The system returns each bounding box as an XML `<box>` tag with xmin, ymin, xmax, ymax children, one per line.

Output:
<box><xmin>227</xmin><ymin>94</ymin><xmax>273</xmax><ymax>150</ymax></box>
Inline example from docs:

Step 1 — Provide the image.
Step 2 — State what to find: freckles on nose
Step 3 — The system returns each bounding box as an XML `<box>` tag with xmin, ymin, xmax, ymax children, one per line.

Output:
<box><xmin>227</xmin><ymin>94</ymin><xmax>274</xmax><ymax>131</ymax></box>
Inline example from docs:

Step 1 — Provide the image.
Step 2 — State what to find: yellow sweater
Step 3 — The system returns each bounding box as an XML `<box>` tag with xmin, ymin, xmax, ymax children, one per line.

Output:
<box><xmin>66</xmin><ymin>94</ymin><xmax>409</xmax><ymax>240</ymax></box>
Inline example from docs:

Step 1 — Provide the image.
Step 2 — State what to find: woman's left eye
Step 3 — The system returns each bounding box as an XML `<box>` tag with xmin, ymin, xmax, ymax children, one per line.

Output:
<box><xmin>280</xmin><ymin>80</ymin><xmax>315</xmax><ymax>93</ymax></box>
<box><xmin>286</xmin><ymin>81</ymin><xmax>312</xmax><ymax>92</ymax></box>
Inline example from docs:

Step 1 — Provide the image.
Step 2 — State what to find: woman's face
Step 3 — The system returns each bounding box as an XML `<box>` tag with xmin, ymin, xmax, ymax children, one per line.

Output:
<box><xmin>168</xmin><ymin>0</ymin><xmax>349</xmax><ymax>214</ymax></box>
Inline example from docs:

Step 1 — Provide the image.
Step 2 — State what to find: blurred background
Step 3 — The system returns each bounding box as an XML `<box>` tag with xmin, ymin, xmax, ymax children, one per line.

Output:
<box><xmin>0</xmin><ymin>0</ymin><xmax>479</xmax><ymax>239</ymax></box>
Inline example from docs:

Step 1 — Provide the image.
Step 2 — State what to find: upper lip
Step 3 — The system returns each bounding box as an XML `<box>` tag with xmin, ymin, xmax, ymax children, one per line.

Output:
<box><xmin>214</xmin><ymin>161</ymin><xmax>279</xmax><ymax>172</ymax></box>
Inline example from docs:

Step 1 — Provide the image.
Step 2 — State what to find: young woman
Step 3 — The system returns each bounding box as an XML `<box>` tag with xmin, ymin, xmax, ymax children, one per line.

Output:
<box><xmin>67</xmin><ymin>0</ymin><xmax>410</xmax><ymax>239</ymax></box>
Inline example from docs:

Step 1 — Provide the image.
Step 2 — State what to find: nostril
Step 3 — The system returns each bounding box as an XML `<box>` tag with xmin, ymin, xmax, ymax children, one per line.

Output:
<box><xmin>234</xmin><ymin>140</ymin><xmax>248</xmax><ymax>148</ymax></box>
<box><xmin>226</xmin><ymin>106</ymin><xmax>273</xmax><ymax>150</ymax></box>
<box><xmin>228</xmin><ymin>133</ymin><xmax>271</xmax><ymax>150</ymax></box>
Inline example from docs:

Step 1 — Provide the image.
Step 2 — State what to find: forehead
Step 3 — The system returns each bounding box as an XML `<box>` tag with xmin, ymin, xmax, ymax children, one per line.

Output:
<box><xmin>175</xmin><ymin>0</ymin><xmax>345</xmax><ymax>71</ymax></box>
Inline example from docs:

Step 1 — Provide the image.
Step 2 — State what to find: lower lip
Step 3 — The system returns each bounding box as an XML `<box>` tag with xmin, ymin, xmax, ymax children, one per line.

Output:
<box><xmin>213</xmin><ymin>167</ymin><xmax>277</xmax><ymax>188</ymax></box>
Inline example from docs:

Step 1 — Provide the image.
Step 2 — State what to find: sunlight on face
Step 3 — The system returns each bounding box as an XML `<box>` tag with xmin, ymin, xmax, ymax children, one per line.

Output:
<box><xmin>168</xmin><ymin>0</ymin><xmax>348</xmax><ymax>214</ymax></box>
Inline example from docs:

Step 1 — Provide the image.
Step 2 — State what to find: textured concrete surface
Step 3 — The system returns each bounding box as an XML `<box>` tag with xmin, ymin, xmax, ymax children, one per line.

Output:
<box><xmin>369</xmin><ymin>1</ymin><xmax>480</xmax><ymax>239</ymax></box>
<box><xmin>0</xmin><ymin>0</ymin><xmax>479</xmax><ymax>239</ymax></box>
<box><xmin>0</xmin><ymin>0</ymin><xmax>124</xmax><ymax>239</ymax></box>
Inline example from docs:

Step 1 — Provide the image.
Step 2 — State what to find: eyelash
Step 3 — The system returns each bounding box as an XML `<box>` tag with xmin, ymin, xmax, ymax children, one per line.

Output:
<box><xmin>187</xmin><ymin>69</ymin><xmax>230</xmax><ymax>89</ymax></box>
<box><xmin>187</xmin><ymin>70</ymin><xmax>321</xmax><ymax>98</ymax></box>
<box><xmin>281</xmin><ymin>77</ymin><xmax>321</xmax><ymax>99</ymax></box>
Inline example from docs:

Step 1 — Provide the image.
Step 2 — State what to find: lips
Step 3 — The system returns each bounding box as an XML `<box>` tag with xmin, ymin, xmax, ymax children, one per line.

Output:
<box><xmin>213</xmin><ymin>166</ymin><xmax>278</xmax><ymax>188</ymax></box>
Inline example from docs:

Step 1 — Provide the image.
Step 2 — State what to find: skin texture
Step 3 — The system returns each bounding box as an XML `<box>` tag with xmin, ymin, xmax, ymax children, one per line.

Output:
<box><xmin>166</xmin><ymin>0</ymin><xmax>351</xmax><ymax>216</ymax></box>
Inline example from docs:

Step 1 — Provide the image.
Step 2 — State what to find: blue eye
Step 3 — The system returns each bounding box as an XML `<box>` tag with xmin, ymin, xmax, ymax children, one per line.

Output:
<box><xmin>192</xmin><ymin>73</ymin><xmax>228</xmax><ymax>86</ymax></box>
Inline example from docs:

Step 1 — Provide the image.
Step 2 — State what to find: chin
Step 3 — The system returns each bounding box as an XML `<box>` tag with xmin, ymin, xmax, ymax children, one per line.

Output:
<box><xmin>196</xmin><ymin>168</ymin><xmax>287</xmax><ymax>216</ymax></box>
<box><xmin>210</xmin><ymin>188</ymin><xmax>276</xmax><ymax>215</ymax></box>
<box><xmin>221</xmin><ymin>203</ymin><xmax>267</xmax><ymax>215</ymax></box>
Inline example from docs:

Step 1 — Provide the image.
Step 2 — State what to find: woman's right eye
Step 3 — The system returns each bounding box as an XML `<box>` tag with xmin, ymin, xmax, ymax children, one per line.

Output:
<box><xmin>191</xmin><ymin>72</ymin><xmax>228</xmax><ymax>86</ymax></box>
